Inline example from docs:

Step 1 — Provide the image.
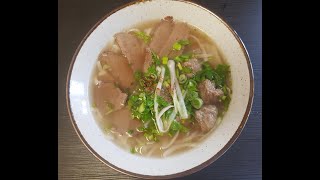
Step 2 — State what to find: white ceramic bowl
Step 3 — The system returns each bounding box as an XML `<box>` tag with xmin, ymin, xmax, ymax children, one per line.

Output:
<box><xmin>66</xmin><ymin>0</ymin><xmax>254</xmax><ymax>179</ymax></box>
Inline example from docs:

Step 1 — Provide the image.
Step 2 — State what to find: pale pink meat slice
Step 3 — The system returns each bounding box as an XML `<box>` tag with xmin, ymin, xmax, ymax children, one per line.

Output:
<box><xmin>195</xmin><ymin>105</ymin><xmax>218</xmax><ymax>132</ymax></box>
<box><xmin>115</xmin><ymin>32</ymin><xmax>145</xmax><ymax>72</ymax></box>
<box><xmin>106</xmin><ymin>107</ymin><xmax>141</xmax><ymax>135</ymax></box>
<box><xmin>149</xmin><ymin>16</ymin><xmax>174</xmax><ymax>55</ymax></box>
<box><xmin>99</xmin><ymin>51</ymin><xmax>134</xmax><ymax>90</ymax></box>
<box><xmin>198</xmin><ymin>79</ymin><xmax>224</xmax><ymax>104</ymax></box>
<box><xmin>159</xmin><ymin>22</ymin><xmax>190</xmax><ymax>58</ymax></box>
<box><xmin>97</xmin><ymin>70</ymin><xmax>115</xmax><ymax>83</ymax></box>
<box><xmin>143</xmin><ymin>48</ymin><xmax>153</xmax><ymax>73</ymax></box>
<box><xmin>94</xmin><ymin>83</ymin><xmax>128</xmax><ymax>115</ymax></box>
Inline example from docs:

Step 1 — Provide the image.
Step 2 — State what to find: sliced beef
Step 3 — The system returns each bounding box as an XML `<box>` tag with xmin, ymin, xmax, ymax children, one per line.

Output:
<box><xmin>115</xmin><ymin>32</ymin><xmax>145</xmax><ymax>71</ymax></box>
<box><xmin>198</xmin><ymin>79</ymin><xmax>224</xmax><ymax>104</ymax></box>
<box><xmin>94</xmin><ymin>83</ymin><xmax>128</xmax><ymax>116</ymax></box>
<box><xmin>106</xmin><ymin>107</ymin><xmax>141</xmax><ymax>135</ymax></box>
<box><xmin>149</xmin><ymin>16</ymin><xmax>174</xmax><ymax>54</ymax></box>
<box><xmin>195</xmin><ymin>105</ymin><xmax>218</xmax><ymax>132</ymax></box>
<box><xmin>97</xmin><ymin>70</ymin><xmax>115</xmax><ymax>83</ymax></box>
<box><xmin>99</xmin><ymin>51</ymin><xmax>134</xmax><ymax>90</ymax></box>
<box><xmin>159</xmin><ymin>22</ymin><xmax>190</xmax><ymax>58</ymax></box>
<box><xmin>143</xmin><ymin>48</ymin><xmax>153</xmax><ymax>73</ymax></box>
<box><xmin>182</xmin><ymin>58</ymin><xmax>202</xmax><ymax>77</ymax></box>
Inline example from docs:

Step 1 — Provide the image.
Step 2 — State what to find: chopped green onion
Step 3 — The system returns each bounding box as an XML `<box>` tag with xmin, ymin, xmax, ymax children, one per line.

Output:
<box><xmin>184</xmin><ymin>79</ymin><xmax>197</xmax><ymax>91</ymax></box>
<box><xmin>138</xmin><ymin>103</ymin><xmax>145</xmax><ymax>113</ymax></box>
<box><xmin>191</xmin><ymin>98</ymin><xmax>203</xmax><ymax>109</ymax></box>
<box><xmin>172</xmin><ymin>39</ymin><xmax>190</xmax><ymax>51</ymax></box>
<box><xmin>163</xmin><ymin>80</ymin><xmax>170</xmax><ymax>87</ymax></box>
<box><xmin>150</xmin><ymin>73</ymin><xmax>157</xmax><ymax>80</ymax></box>
<box><xmin>172</xmin><ymin>42</ymin><xmax>182</xmax><ymax>51</ymax></box>
<box><xmin>162</xmin><ymin>56</ymin><xmax>168</xmax><ymax>64</ymax></box>
<box><xmin>186</xmin><ymin>91</ymin><xmax>199</xmax><ymax>101</ymax></box>
<box><xmin>134</xmin><ymin>31</ymin><xmax>151</xmax><ymax>43</ymax></box>
<box><xmin>130</xmin><ymin>147</ymin><xmax>137</xmax><ymax>154</ymax></box>
<box><xmin>139</xmin><ymin>79</ymin><xmax>145</xmax><ymax>87</ymax></box>
<box><xmin>177</xmin><ymin>63</ymin><xmax>183</xmax><ymax>70</ymax></box>
<box><xmin>178</xmin><ymin>74</ymin><xmax>187</xmax><ymax>84</ymax></box>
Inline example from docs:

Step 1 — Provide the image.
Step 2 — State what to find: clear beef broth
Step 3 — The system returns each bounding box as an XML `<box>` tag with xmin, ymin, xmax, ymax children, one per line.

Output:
<box><xmin>90</xmin><ymin>18</ymin><xmax>231</xmax><ymax>157</ymax></box>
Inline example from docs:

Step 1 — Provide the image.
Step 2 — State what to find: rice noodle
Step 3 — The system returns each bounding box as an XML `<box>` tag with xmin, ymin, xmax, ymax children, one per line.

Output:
<box><xmin>147</xmin><ymin>141</ymin><xmax>155</xmax><ymax>145</ymax></box>
<box><xmin>127</xmin><ymin>28</ymin><xmax>141</xmax><ymax>33</ymax></box>
<box><xmin>98</xmin><ymin>70</ymin><xmax>106</xmax><ymax>76</ymax></box>
<box><xmin>96</xmin><ymin>61</ymin><xmax>103</xmax><ymax>71</ymax></box>
<box><xmin>157</xmin><ymin>105</ymin><xmax>174</xmax><ymax>121</ymax></box>
<box><xmin>183</xmin><ymin>132</ymin><xmax>198</xmax><ymax>142</ymax></box>
<box><xmin>161</xmin><ymin>131</ymin><xmax>180</xmax><ymax>150</ymax></box>
<box><xmin>93</xmin><ymin>76</ymin><xmax>100</xmax><ymax>85</ymax></box>
<box><xmin>199</xmin><ymin>130</ymin><xmax>214</xmax><ymax>141</ymax></box>
<box><xmin>118</xmin><ymin>136</ymin><xmax>130</xmax><ymax>149</ymax></box>
<box><xmin>189</xmin><ymin>35</ymin><xmax>207</xmax><ymax>61</ymax></box>
<box><xmin>135</xmin><ymin>138</ymin><xmax>144</xmax><ymax>146</ymax></box>
<box><xmin>147</xmin><ymin>144</ymin><xmax>159</xmax><ymax>157</ymax></box>
<box><xmin>111</xmin><ymin>44</ymin><xmax>120</xmax><ymax>53</ymax></box>
<box><xmin>138</xmin><ymin>145</ymin><xmax>145</xmax><ymax>154</ymax></box>
<box><xmin>144</xmin><ymin>28</ymin><xmax>152</xmax><ymax>35</ymax></box>
<box><xmin>183</xmin><ymin>131</ymin><xmax>203</xmax><ymax>143</ymax></box>
<box><xmin>195</xmin><ymin>54</ymin><xmax>213</xmax><ymax>59</ymax></box>
<box><xmin>162</xmin><ymin>143</ymin><xmax>197</xmax><ymax>157</ymax></box>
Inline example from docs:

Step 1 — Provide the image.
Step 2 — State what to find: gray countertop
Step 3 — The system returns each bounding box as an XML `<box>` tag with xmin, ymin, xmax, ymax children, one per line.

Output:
<box><xmin>58</xmin><ymin>0</ymin><xmax>262</xmax><ymax>179</ymax></box>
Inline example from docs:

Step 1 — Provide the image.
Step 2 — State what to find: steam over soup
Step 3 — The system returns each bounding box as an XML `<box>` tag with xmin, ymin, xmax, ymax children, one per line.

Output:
<box><xmin>91</xmin><ymin>17</ymin><xmax>232</xmax><ymax>157</ymax></box>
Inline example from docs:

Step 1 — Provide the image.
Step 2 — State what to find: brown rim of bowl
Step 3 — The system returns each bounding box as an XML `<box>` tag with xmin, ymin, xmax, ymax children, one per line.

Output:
<box><xmin>65</xmin><ymin>0</ymin><xmax>254</xmax><ymax>179</ymax></box>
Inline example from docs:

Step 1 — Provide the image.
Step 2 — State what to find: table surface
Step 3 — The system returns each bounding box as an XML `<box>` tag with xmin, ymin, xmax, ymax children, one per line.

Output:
<box><xmin>58</xmin><ymin>0</ymin><xmax>262</xmax><ymax>179</ymax></box>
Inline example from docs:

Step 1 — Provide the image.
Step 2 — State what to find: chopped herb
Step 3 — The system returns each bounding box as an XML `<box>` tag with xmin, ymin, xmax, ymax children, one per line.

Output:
<box><xmin>147</xmin><ymin>65</ymin><xmax>157</xmax><ymax>76</ymax></box>
<box><xmin>178</xmin><ymin>39</ymin><xmax>190</xmax><ymax>46</ymax></box>
<box><xmin>221</xmin><ymin>85</ymin><xmax>231</xmax><ymax>111</ymax></box>
<box><xmin>172</xmin><ymin>39</ymin><xmax>190</xmax><ymax>51</ymax></box>
<box><xmin>127</xmin><ymin>129</ymin><xmax>134</xmax><ymax>135</ymax></box>
<box><xmin>130</xmin><ymin>147</ymin><xmax>137</xmax><ymax>154</ymax></box>
<box><xmin>174</xmin><ymin>53</ymin><xmax>193</xmax><ymax>62</ymax></box>
<box><xmin>195</xmin><ymin>62</ymin><xmax>230</xmax><ymax>88</ymax></box>
<box><xmin>157</xmin><ymin>96</ymin><xmax>170</xmax><ymax>107</ymax></box>
<box><xmin>169</xmin><ymin>120</ymin><xmax>189</xmax><ymax>136</ymax></box>
<box><xmin>151</xmin><ymin>51</ymin><xmax>161</xmax><ymax>65</ymax></box>
<box><xmin>134</xmin><ymin>31</ymin><xmax>151</xmax><ymax>43</ymax></box>
<box><xmin>134</xmin><ymin>71</ymin><xmax>143</xmax><ymax>81</ymax></box>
